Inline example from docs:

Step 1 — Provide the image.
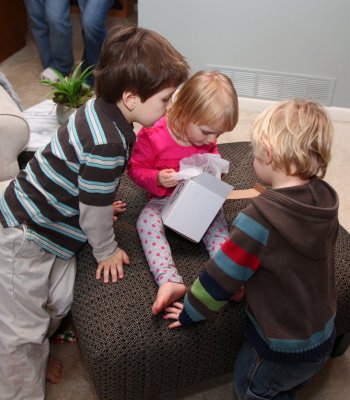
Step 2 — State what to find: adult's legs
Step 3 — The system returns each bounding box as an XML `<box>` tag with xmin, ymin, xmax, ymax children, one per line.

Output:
<box><xmin>0</xmin><ymin>225</ymin><xmax>75</xmax><ymax>399</ymax></box>
<box><xmin>77</xmin><ymin>0</ymin><xmax>114</xmax><ymax>83</ymax></box>
<box><xmin>24</xmin><ymin>0</ymin><xmax>51</xmax><ymax>69</ymax></box>
<box><xmin>24</xmin><ymin>0</ymin><xmax>73</xmax><ymax>75</ymax></box>
<box><xmin>45</xmin><ymin>0</ymin><xmax>74</xmax><ymax>75</ymax></box>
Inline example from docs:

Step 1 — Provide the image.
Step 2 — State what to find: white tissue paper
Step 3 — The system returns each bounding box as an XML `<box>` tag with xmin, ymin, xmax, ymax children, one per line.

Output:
<box><xmin>173</xmin><ymin>153</ymin><xmax>230</xmax><ymax>180</ymax></box>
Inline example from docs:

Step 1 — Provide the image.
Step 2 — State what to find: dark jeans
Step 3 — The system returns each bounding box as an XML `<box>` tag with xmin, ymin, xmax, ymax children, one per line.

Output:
<box><xmin>234</xmin><ymin>341</ymin><xmax>329</xmax><ymax>400</ymax></box>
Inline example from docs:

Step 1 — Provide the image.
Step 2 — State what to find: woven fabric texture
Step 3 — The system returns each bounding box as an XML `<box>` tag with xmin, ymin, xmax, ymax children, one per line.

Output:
<box><xmin>72</xmin><ymin>142</ymin><xmax>350</xmax><ymax>400</ymax></box>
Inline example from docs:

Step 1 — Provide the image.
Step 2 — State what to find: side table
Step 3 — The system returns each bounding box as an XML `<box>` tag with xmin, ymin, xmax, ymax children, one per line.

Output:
<box><xmin>18</xmin><ymin>99</ymin><xmax>59</xmax><ymax>168</ymax></box>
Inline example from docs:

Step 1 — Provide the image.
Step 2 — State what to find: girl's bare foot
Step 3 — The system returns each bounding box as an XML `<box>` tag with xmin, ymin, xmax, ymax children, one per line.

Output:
<box><xmin>152</xmin><ymin>282</ymin><xmax>187</xmax><ymax>315</ymax></box>
<box><xmin>46</xmin><ymin>356</ymin><xmax>63</xmax><ymax>384</ymax></box>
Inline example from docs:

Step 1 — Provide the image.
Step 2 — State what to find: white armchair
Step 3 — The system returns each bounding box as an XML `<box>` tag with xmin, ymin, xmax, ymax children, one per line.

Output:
<box><xmin>0</xmin><ymin>84</ymin><xmax>29</xmax><ymax>193</ymax></box>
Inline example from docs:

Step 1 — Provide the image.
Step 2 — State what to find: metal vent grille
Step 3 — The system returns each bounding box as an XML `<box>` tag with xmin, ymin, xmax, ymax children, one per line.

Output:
<box><xmin>207</xmin><ymin>65</ymin><xmax>336</xmax><ymax>106</ymax></box>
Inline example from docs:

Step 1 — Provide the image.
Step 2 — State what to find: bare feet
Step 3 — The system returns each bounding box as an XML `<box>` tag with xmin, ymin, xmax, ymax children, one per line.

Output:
<box><xmin>152</xmin><ymin>282</ymin><xmax>187</xmax><ymax>315</ymax></box>
<box><xmin>231</xmin><ymin>286</ymin><xmax>245</xmax><ymax>302</ymax></box>
<box><xmin>46</xmin><ymin>356</ymin><xmax>63</xmax><ymax>384</ymax></box>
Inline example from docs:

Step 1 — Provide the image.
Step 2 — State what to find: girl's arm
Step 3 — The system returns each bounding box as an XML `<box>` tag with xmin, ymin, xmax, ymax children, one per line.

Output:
<box><xmin>128</xmin><ymin>128</ymin><xmax>170</xmax><ymax>197</ymax></box>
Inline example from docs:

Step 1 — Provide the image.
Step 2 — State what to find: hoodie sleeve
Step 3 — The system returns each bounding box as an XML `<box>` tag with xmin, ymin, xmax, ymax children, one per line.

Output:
<box><xmin>179</xmin><ymin>209</ymin><xmax>269</xmax><ymax>327</ymax></box>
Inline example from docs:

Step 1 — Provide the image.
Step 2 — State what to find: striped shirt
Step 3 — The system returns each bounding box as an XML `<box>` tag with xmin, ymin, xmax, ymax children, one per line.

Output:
<box><xmin>0</xmin><ymin>98</ymin><xmax>136</xmax><ymax>259</ymax></box>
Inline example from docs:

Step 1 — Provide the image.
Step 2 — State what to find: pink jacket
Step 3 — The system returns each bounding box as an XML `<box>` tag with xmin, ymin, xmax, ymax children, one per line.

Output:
<box><xmin>128</xmin><ymin>116</ymin><xmax>219</xmax><ymax>198</ymax></box>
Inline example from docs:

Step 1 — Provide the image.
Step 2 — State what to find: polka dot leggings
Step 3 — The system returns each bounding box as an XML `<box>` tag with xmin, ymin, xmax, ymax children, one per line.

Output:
<box><xmin>136</xmin><ymin>197</ymin><xmax>229</xmax><ymax>286</ymax></box>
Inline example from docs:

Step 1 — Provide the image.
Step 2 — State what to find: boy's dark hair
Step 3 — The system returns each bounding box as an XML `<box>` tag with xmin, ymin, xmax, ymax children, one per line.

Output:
<box><xmin>94</xmin><ymin>26</ymin><xmax>190</xmax><ymax>103</ymax></box>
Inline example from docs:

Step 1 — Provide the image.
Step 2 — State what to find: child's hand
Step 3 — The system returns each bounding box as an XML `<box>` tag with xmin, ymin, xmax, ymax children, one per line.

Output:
<box><xmin>96</xmin><ymin>248</ymin><xmax>130</xmax><ymax>283</ymax></box>
<box><xmin>158</xmin><ymin>169</ymin><xmax>178</xmax><ymax>188</ymax></box>
<box><xmin>113</xmin><ymin>200</ymin><xmax>127</xmax><ymax>222</ymax></box>
<box><xmin>163</xmin><ymin>302</ymin><xmax>184</xmax><ymax>329</ymax></box>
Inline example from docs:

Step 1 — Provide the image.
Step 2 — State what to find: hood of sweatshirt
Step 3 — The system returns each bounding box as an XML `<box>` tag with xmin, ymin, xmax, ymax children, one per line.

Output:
<box><xmin>252</xmin><ymin>177</ymin><xmax>339</xmax><ymax>260</ymax></box>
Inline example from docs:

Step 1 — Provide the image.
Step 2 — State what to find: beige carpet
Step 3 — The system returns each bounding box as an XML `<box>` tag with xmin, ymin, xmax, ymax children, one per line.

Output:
<box><xmin>1</xmin><ymin>9</ymin><xmax>349</xmax><ymax>400</ymax></box>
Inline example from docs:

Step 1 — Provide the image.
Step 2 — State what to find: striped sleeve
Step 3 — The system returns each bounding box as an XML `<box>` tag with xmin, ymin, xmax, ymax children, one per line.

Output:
<box><xmin>179</xmin><ymin>210</ymin><xmax>269</xmax><ymax>326</ymax></box>
<box><xmin>78</xmin><ymin>143</ymin><xmax>125</xmax><ymax>206</ymax></box>
<box><xmin>69</xmin><ymin>103</ymin><xmax>127</xmax><ymax>206</ymax></box>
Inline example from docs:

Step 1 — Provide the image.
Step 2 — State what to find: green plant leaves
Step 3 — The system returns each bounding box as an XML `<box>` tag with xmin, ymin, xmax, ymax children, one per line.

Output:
<box><xmin>40</xmin><ymin>61</ymin><xmax>94</xmax><ymax>108</ymax></box>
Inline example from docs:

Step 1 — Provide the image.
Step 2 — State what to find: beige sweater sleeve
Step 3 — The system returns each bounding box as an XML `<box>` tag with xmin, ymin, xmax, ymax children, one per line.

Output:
<box><xmin>79</xmin><ymin>202</ymin><xmax>119</xmax><ymax>262</ymax></box>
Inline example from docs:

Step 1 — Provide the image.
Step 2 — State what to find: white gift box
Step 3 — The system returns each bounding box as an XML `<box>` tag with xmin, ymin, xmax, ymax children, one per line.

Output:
<box><xmin>161</xmin><ymin>172</ymin><xmax>233</xmax><ymax>242</ymax></box>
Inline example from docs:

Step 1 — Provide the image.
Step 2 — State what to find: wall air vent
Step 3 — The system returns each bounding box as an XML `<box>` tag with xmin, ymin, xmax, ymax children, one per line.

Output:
<box><xmin>207</xmin><ymin>65</ymin><xmax>336</xmax><ymax>106</ymax></box>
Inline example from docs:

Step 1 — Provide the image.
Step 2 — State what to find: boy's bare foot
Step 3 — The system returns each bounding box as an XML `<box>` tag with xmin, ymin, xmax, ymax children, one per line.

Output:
<box><xmin>46</xmin><ymin>356</ymin><xmax>63</xmax><ymax>384</ymax></box>
<box><xmin>152</xmin><ymin>282</ymin><xmax>187</xmax><ymax>315</ymax></box>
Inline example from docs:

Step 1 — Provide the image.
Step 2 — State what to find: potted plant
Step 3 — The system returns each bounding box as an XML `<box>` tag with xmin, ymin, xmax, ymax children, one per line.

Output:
<box><xmin>40</xmin><ymin>61</ymin><xmax>95</xmax><ymax>124</ymax></box>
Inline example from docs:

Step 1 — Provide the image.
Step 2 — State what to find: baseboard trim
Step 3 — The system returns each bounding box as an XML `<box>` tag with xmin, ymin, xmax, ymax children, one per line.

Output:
<box><xmin>238</xmin><ymin>97</ymin><xmax>350</xmax><ymax>123</ymax></box>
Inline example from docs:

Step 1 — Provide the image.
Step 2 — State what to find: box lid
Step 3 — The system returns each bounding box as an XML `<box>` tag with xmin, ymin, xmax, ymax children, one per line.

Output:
<box><xmin>193</xmin><ymin>172</ymin><xmax>233</xmax><ymax>197</ymax></box>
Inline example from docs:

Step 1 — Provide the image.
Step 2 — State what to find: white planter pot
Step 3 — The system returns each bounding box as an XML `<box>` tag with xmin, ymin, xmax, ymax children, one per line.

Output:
<box><xmin>56</xmin><ymin>104</ymin><xmax>76</xmax><ymax>125</ymax></box>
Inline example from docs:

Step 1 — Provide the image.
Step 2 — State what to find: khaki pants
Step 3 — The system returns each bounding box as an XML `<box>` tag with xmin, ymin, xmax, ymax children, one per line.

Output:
<box><xmin>0</xmin><ymin>224</ymin><xmax>76</xmax><ymax>400</ymax></box>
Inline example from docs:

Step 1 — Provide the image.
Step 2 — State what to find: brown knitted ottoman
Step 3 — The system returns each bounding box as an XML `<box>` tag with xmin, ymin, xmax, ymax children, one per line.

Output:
<box><xmin>71</xmin><ymin>142</ymin><xmax>350</xmax><ymax>400</ymax></box>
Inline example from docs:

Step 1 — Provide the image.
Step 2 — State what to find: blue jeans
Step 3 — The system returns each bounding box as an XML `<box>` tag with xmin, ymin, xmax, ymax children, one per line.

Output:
<box><xmin>24</xmin><ymin>0</ymin><xmax>113</xmax><ymax>81</ymax></box>
<box><xmin>24</xmin><ymin>0</ymin><xmax>73</xmax><ymax>75</ymax></box>
<box><xmin>77</xmin><ymin>0</ymin><xmax>114</xmax><ymax>84</ymax></box>
<box><xmin>234</xmin><ymin>341</ymin><xmax>329</xmax><ymax>400</ymax></box>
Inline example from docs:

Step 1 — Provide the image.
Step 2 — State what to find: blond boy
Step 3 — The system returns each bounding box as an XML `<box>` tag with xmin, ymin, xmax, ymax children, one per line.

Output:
<box><xmin>165</xmin><ymin>99</ymin><xmax>339</xmax><ymax>400</ymax></box>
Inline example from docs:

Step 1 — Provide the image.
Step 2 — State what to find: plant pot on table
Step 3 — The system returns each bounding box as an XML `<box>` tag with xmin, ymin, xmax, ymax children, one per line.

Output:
<box><xmin>56</xmin><ymin>104</ymin><xmax>76</xmax><ymax>125</ymax></box>
<box><xmin>40</xmin><ymin>61</ymin><xmax>94</xmax><ymax>126</ymax></box>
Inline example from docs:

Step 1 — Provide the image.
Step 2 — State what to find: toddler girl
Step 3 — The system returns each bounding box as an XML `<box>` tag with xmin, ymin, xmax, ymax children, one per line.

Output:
<box><xmin>127</xmin><ymin>71</ymin><xmax>239</xmax><ymax>315</ymax></box>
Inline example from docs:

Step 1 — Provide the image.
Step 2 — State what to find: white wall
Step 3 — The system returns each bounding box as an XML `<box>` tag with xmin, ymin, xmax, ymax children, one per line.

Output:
<box><xmin>139</xmin><ymin>0</ymin><xmax>350</xmax><ymax>108</ymax></box>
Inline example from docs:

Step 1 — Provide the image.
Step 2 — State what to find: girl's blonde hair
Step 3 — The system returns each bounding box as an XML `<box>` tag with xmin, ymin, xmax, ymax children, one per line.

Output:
<box><xmin>251</xmin><ymin>99</ymin><xmax>334</xmax><ymax>179</ymax></box>
<box><xmin>167</xmin><ymin>70</ymin><xmax>238</xmax><ymax>140</ymax></box>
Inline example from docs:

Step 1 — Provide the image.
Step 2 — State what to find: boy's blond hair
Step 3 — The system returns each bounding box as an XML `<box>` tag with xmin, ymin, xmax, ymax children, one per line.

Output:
<box><xmin>167</xmin><ymin>70</ymin><xmax>239</xmax><ymax>140</ymax></box>
<box><xmin>251</xmin><ymin>99</ymin><xmax>334</xmax><ymax>179</ymax></box>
